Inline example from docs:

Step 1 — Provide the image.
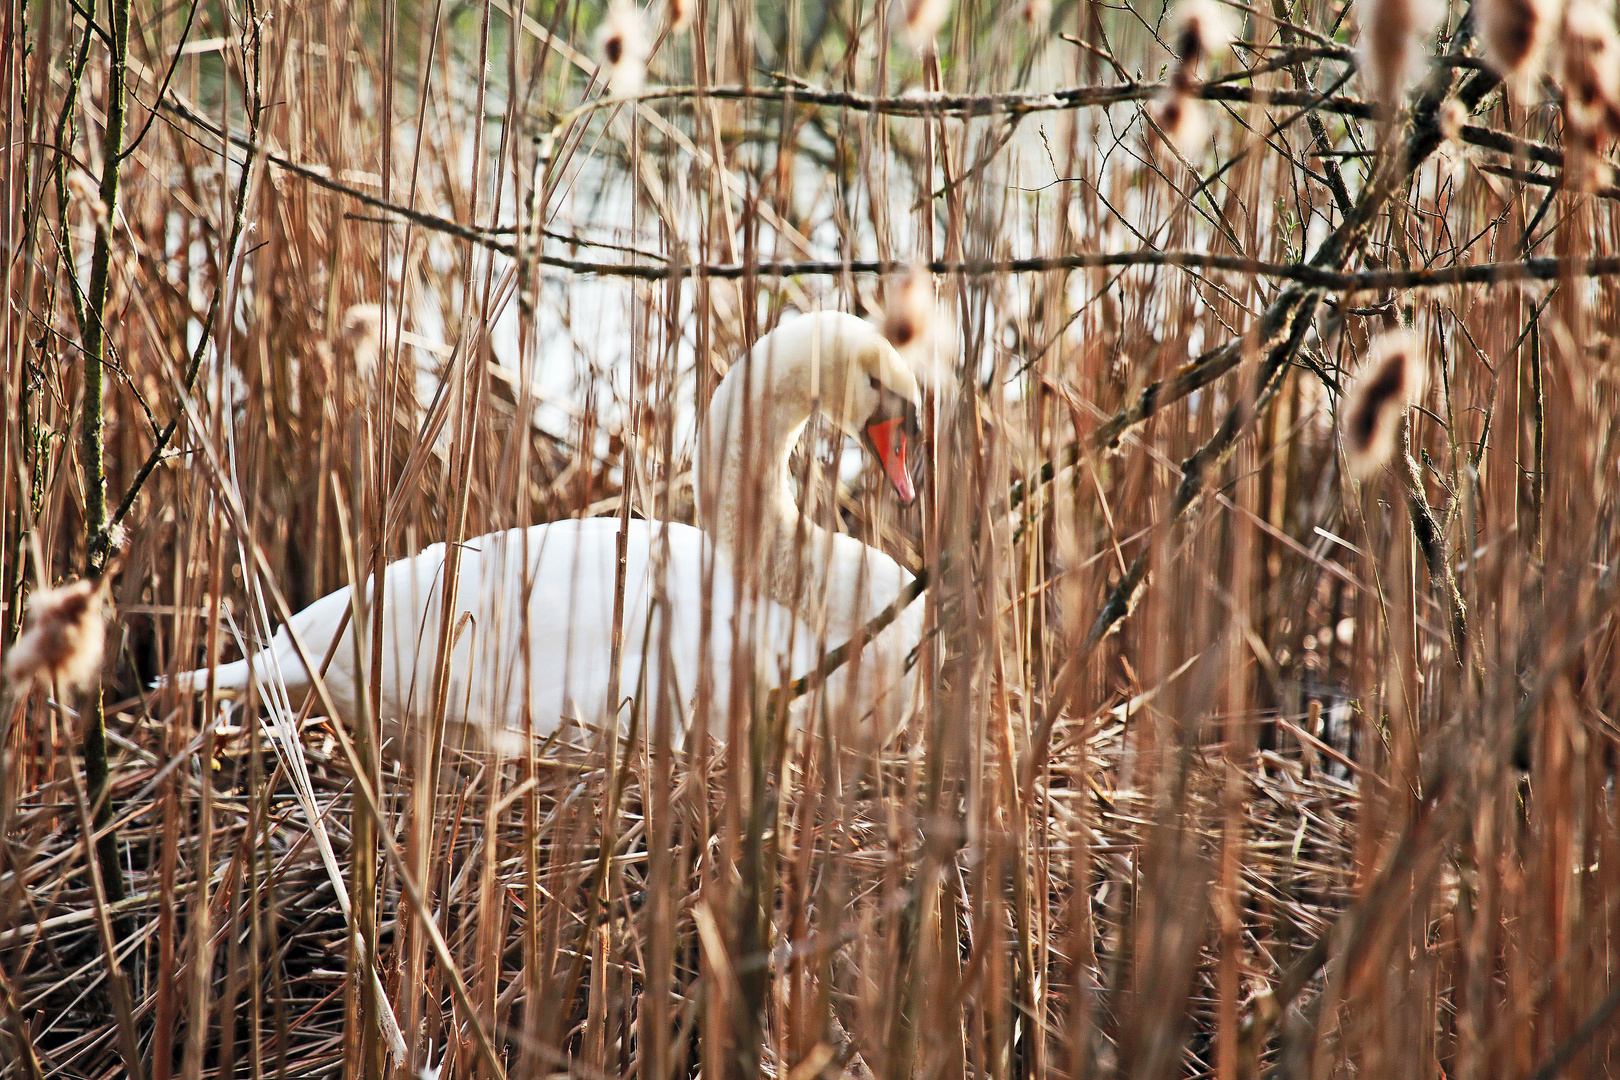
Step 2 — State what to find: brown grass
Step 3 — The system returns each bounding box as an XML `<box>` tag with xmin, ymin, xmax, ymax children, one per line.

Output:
<box><xmin>4</xmin><ymin>2</ymin><xmax>1620</xmax><ymax>1079</ymax></box>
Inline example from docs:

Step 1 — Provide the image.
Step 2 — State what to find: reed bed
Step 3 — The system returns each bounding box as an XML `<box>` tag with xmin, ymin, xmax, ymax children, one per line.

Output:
<box><xmin>3</xmin><ymin>1</ymin><xmax>1619</xmax><ymax>1079</ymax></box>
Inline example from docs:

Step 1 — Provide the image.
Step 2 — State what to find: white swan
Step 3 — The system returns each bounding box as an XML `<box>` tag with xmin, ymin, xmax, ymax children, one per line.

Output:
<box><xmin>166</xmin><ymin>311</ymin><xmax>926</xmax><ymax>752</ymax></box>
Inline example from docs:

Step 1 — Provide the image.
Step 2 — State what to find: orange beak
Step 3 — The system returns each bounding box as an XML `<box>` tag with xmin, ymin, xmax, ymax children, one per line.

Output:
<box><xmin>864</xmin><ymin>416</ymin><xmax>916</xmax><ymax>506</ymax></box>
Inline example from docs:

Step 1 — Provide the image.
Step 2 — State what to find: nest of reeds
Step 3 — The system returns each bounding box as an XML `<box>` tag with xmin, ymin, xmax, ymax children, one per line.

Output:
<box><xmin>3</xmin><ymin>676</ymin><xmax>1381</xmax><ymax>1080</ymax></box>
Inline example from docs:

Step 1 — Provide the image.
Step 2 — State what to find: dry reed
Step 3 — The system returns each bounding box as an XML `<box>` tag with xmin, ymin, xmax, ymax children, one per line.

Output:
<box><xmin>4</xmin><ymin>3</ymin><xmax>1620</xmax><ymax>1080</ymax></box>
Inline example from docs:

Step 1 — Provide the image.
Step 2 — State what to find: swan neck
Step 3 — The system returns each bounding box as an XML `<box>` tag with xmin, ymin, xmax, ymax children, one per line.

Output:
<box><xmin>697</xmin><ymin>350</ymin><xmax>835</xmax><ymax>599</ymax></box>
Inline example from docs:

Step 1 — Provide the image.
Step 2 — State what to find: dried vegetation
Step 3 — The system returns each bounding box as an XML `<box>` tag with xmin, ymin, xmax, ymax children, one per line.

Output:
<box><xmin>4</xmin><ymin>1</ymin><xmax>1620</xmax><ymax>1079</ymax></box>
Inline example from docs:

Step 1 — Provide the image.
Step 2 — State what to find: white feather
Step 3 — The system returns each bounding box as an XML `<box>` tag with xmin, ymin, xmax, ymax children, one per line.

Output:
<box><xmin>165</xmin><ymin>313</ymin><xmax>925</xmax><ymax>753</ymax></box>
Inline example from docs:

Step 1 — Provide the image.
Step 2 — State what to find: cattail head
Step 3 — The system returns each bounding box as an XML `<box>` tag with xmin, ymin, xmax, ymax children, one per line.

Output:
<box><xmin>6</xmin><ymin>561</ymin><xmax>119</xmax><ymax>694</ymax></box>
<box><xmin>1437</xmin><ymin>97</ymin><xmax>1469</xmax><ymax>142</ymax></box>
<box><xmin>340</xmin><ymin>303</ymin><xmax>383</xmax><ymax>385</ymax></box>
<box><xmin>1560</xmin><ymin>0</ymin><xmax>1620</xmax><ymax>139</ymax></box>
<box><xmin>1357</xmin><ymin>0</ymin><xmax>1443</xmax><ymax>112</ymax></box>
<box><xmin>1151</xmin><ymin>88</ymin><xmax>1211</xmax><ymax>159</ymax></box>
<box><xmin>599</xmin><ymin>0</ymin><xmax>650</xmax><ymax>97</ymax></box>
<box><xmin>897</xmin><ymin>0</ymin><xmax>952</xmax><ymax>49</ymax></box>
<box><xmin>1341</xmin><ymin>330</ymin><xmax>1430</xmax><ymax>479</ymax></box>
<box><xmin>668</xmin><ymin>0</ymin><xmax>693</xmax><ymax>33</ymax></box>
<box><xmin>66</xmin><ymin>168</ymin><xmax>100</xmax><ymax>205</ymax></box>
<box><xmin>1155</xmin><ymin>0</ymin><xmax>1230</xmax><ymax>150</ymax></box>
<box><xmin>1478</xmin><ymin>0</ymin><xmax>1561</xmax><ymax>98</ymax></box>
<box><xmin>1020</xmin><ymin>0</ymin><xmax>1051</xmax><ymax>27</ymax></box>
<box><xmin>881</xmin><ymin>265</ymin><xmax>938</xmax><ymax>354</ymax></box>
<box><xmin>1168</xmin><ymin>0</ymin><xmax>1233</xmax><ymax>85</ymax></box>
<box><xmin>66</xmin><ymin>169</ymin><xmax>111</xmax><ymax>231</ymax></box>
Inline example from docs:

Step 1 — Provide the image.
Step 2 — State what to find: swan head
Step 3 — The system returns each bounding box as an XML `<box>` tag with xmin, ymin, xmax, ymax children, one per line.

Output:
<box><xmin>778</xmin><ymin>311</ymin><xmax>924</xmax><ymax>506</ymax></box>
<box><xmin>703</xmin><ymin>311</ymin><xmax>926</xmax><ymax>526</ymax></box>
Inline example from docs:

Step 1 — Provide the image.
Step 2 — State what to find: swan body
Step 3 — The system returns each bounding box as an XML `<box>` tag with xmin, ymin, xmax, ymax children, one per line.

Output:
<box><xmin>166</xmin><ymin>310</ymin><xmax>925</xmax><ymax>750</ymax></box>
